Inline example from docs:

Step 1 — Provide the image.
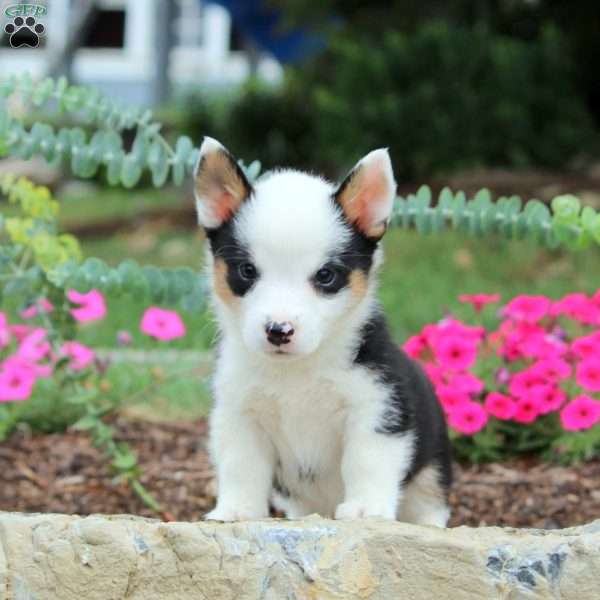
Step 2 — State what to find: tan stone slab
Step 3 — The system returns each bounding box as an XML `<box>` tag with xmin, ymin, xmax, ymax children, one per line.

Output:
<box><xmin>0</xmin><ymin>512</ymin><xmax>598</xmax><ymax>599</ymax></box>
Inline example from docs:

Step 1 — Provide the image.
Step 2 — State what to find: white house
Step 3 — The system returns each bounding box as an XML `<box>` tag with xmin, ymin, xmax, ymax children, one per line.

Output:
<box><xmin>0</xmin><ymin>0</ymin><xmax>283</xmax><ymax>105</ymax></box>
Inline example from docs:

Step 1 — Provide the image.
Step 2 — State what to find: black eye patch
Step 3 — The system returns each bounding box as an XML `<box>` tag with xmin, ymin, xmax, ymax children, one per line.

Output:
<box><xmin>206</xmin><ymin>220</ymin><xmax>258</xmax><ymax>297</ymax></box>
<box><xmin>313</xmin><ymin>226</ymin><xmax>379</xmax><ymax>295</ymax></box>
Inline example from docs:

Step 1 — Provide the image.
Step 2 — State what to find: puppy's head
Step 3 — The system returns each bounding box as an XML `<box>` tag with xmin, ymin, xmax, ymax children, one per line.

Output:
<box><xmin>194</xmin><ymin>137</ymin><xmax>396</xmax><ymax>357</ymax></box>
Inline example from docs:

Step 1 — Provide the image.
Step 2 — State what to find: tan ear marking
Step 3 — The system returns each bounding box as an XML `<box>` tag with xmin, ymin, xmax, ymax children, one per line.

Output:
<box><xmin>194</xmin><ymin>137</ymin><xmax>252</xmax><ymax>229</ymax></box>
<box><xmin>334</xmin><ymin>149</ymin><xmax>396</xmax><ymax>240</ymax></box>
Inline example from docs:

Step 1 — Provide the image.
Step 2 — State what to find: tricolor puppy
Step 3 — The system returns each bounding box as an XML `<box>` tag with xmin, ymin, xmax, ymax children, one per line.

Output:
<box><xmin>195</xmin><ymin>137</ymin><xmax>452</xmax><ymax>525</ymax></box>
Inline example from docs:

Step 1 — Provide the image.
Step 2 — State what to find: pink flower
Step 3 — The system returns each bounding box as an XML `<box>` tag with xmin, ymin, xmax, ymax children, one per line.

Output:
<box><xmin>436</xmin><ymin>385</ymin><xmax>471</xmax><ymax>412</ymax></box>
<box><xmin>446</xmin><ymin>372</ymin><xmax>485</xmax><ymax>395</ymax></box>
<box><xmin>484</xmin><ymin>392</ymin><xmax>516</xmax><ymax>420</ymax></box>
<box><xmin>67</xmin><ymin>289</ymin><xmax>107</xmax><ymax>323</ymax></box>
<box><xmin>551</xmin><ymin>293</ymin><xmax>600</xmax><ymax>325</ymax></box>
<box><xmin>497</xmin><ymin>321</ymin><xmax>547</xmax><ymax>361</ymax></box>
<box><xmin>529</xmin><ymin>358</ymin><xmax>572</xmax><ymax>382</ymax></box>
<box><xmin>140</xmin><ymin>307</ymin><xmax>186</xmax><ymax>341</ymax></box>
<box><xmin>117</xmin><ymin>330</ymin><xmax>133</xmax><ymax>347</ymax></box>
<box><xmin>495</xmin><ymin>367</ymin><xmax>511</xmax><ymax>386</ymax></box>
<box><xmin>458</xmin><ymin>293</ymin><xmax>501</xmax><ymax>312</ymax></box>
<box><xmin>560</xmin><ymin>395</ymin><xmax>600</xmax><ymax>432</ymax></box>
<box><xmin>8</xmin><ymin>324</ymin><xmax>33</xmax><ymax>343</ymax></box>
<box><xmin>403</xmin><ymin>334</ymin><xmax>428</xmax><ymax>359</ymax></box>
<box><xmin>0</xmin><ymin>312</ymin><xmax>10</xmax><ymax>349</ymax></box>
<box><xmin>508</xmin><ymin>368</ymin><xmax>546</xmax><ymax>399</ymax></box>
<box><xmin>447</xmin><ymin>402</ymin><xmax>488</xmax><ymax>435</ymax></box>
<box><xmin>576</xmin><ymin>358</ymin><xmax>600</xmax><ymax>392</ymax></box>
<box><xmin>531</xmin><ymin>385</ymin><xmax>567</xmax><ymax>415</ymax></box>
<box><xmin>19</xmin><ymin>298</ymin><xmax>54</xmax><ymax>319</ymax></box>
<box><xmin>571</xmin><ymin>332</ymin><xmax>600</xmax><ymax>361</ymax></box>
<box><xmin>432</xmin><ymin>335</ymin><xmax>478</xmax><ymax>371</ymax></box>
<box><xmin>513</xmin><ymin>396</ymin><xmax>541</xmax><ymax>424</ymax></box>
<box><xmin>17</xmin><ymin>329</ymin><xmax>50</xmax><ymax>363</ymax></box>
<box><xmin>423</xmin><ymin>363</ymin><xmax>444</xmax><ymax>387</ymax></box>
<box><xmin>502</xmin><ymin>295</ymin><xmax>552</xmax><ymax>323</ymax></box>
<box><xmin>438</xmin><ymin>318</ymin><xmax>486</xmax><ymax>341</ymax></box>
<box><xmin>60</xmin><ymin>341</ymin><xmax>96</xmax><ymax>370</ymax></box>
<box><xmin>0</xmin><ymin>359</ymin><xmax>36</xmax><ymax>402</ymax></box>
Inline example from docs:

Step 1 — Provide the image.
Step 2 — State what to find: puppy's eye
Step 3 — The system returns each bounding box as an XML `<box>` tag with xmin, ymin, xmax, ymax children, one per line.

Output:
<box><xmin>238</xmin><ymin>262</ymin><xmax>258</xmax><ymax>281</ymax></box>
<box><xmin>314</xmin><ymin>267</ymin><xmax>336</xmax><ymax>287</ymax></box>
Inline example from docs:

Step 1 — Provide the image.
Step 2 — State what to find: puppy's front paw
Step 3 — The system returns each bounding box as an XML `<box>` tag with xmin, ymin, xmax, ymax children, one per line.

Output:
<box><xmin>205</xmin><ymin>505</ymin><xmax>267</xmax><ymax>522</ymax></box>
<box><xmin>335</xmin><ymin>500</ymin><xmax>395</xmax><ymax>520</ymax></box>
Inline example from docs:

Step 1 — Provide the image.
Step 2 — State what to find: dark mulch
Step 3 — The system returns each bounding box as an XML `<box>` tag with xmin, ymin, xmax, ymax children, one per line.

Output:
<box><xmin>1</xmin><ymin>418</ymin><xmax>599</xmax><ymax>528</ymax></box>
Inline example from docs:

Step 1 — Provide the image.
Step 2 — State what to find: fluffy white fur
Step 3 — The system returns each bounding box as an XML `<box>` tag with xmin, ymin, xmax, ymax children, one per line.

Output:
<box><xmin>196</xmin><ymin>141</ymin><xmax>449</xmax><ymax>525</ymax></box>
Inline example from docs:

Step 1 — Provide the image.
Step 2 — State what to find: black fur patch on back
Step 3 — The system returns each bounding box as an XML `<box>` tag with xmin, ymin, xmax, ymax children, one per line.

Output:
<box><xmin>354</xmin><ymin>311</ymin><xmax>452</xmax><ymax>489</ymax></box>
<box><xmin>206</xmin><ymin>219</ymin><xmax>256</xmax><ymax>296</ymax></box>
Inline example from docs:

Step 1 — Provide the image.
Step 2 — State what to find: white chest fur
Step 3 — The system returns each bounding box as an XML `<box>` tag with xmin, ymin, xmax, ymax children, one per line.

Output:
<box><xmin>210</xmin><ymin>339</ymin><xmax>388</xmax><ymax>517</ymax></box>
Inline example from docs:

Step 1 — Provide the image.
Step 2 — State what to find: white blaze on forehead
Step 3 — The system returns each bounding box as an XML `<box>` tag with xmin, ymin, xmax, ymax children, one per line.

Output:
<box><xmin>235</xmin><ymin>170</ymin><xmax>350</xmax><ymax>273</ymax></box>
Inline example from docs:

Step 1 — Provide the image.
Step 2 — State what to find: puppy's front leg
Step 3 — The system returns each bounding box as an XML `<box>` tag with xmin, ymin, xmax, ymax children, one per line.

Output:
<box><xmin>206</xmin><ymin>405</ymin><xmax>275</xmax><ymax>522</ymax></box>
<box><xmin>335</xmin><ymin>416</ymin><xmax>414</xmax><ymax>520</ymax></box>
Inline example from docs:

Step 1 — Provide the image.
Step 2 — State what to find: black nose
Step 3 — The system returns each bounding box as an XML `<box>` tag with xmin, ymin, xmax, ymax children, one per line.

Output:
<box><xmin>265</xmin><ymin>321</ymin><xmax>295</xmax><ymax>346</ymax></box>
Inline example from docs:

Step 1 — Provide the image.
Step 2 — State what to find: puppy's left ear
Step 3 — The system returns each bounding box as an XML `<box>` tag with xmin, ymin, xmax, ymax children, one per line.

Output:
<box><xmin>333</xmin><ymin>148</ymin><xmax>396</xmax><ymax>240</ymax></box>
<box><xmin>193</xmin><ymin>137</ymin><xmax>253</xmax><ymax>229</ymax></box>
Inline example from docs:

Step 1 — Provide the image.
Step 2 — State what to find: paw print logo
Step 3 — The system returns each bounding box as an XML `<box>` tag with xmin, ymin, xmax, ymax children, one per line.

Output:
<box><xmin>4</xmin><ymin>16</ymin><xmax>45</xmax><ymax>48</ymax></box>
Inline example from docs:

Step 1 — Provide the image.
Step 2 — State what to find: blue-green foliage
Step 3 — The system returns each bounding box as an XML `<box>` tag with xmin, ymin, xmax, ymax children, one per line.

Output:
<box><xmin>1</xmin><ymin>74</ymin><xmax>600</xmax><ymax>308</ymax></box>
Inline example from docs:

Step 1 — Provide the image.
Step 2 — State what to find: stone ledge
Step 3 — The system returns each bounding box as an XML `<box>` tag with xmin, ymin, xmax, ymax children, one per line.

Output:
<box><xmin>0</xmin><ymin>513</ymin><xmax>599</xmax><ymax>599</ymax></box>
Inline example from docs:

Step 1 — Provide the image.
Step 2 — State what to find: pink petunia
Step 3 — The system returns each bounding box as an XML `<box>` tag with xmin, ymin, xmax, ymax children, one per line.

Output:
<box><xmin>8</xmin><ymin>324</ymin><xmax>33</xmax><ymax>343</ymax></box>
<box><xmin>17</xmin><ymin>329</ymin><xmax>50</xmax><ymax>363</ymax></box>
<box><xmin>403</xmin><ymin>334</ymin><xmax>428</xmax><ymax>359</ymax></box>
<box><xmin>513</xmin><ymin>396</ymin><xmax>541</xmax><ymax>424</ymax></box>
<box><xmin>0</xmin><ymin>359</ymin><xmax>36</xmax><ymax>402</ymax></box>
<box><xmin>551</xmin><ymin>293</ymin><xmax>600</xmax><ymax>325</ymax></box>
<box><xmin>432</xmin><ymin>335</ymin><xmax>478</xmax><ymax>371</ymax></box>
<box><xmin>436</xmin><ymin>385</ymin><xmax>471</xmax><ymax>413</ymax></box>
<box><xmin>502</xmin><ymin>295</ymin><xmax>552</xmax><ymax>323</ymax></box>
<box><xmin>438</xmin><ymin>318</ymin><xmax>486</xmax><ymax>342</ymax></box>
<box><xmin>446</xmin><ymin>372</ymin><xmax>485</xmax><ymax>396</ymax></box>
<box><xmin>497</xmin><ymin>321</ymin><xmax>547</xmax><ymax>361</ymax></box>
<box><xmin>423</xmin><ymin>363</ymin><xmax>444</xmax><ymax>387</ymax></box>
<box><xmin>0</xmin><ymin>312</ymin><xmax>10</xmax><ymax>349</ymax></box>
<box><xmin>495</xmin><ymin>367</ymin><xmax>511</xmax><ymax>387</ymax></box>
<box><xmin>67</xmin><ymin>289</ymin><xmax>107</xmax><ymax>323</ymax></box>
<box><xmin>531</xmin><ymin>385</ymin><xmax>567</xmax><ymax>415</ymax></box>
<box><xmin>447</xmin><ymin>402</ymin><xmax>488</xmax><ymax>435</ymax></box>
<box><xmin>117</xmin><ymin>330</ymin><xmax>133</xmax><ymax>347</ymax></box>
<box><xmin>529</xmin><ymin>358</ymin><xmax>572</xmax><ymax>382</ymax></box>
<box><xmin>576</xmin><ymin>358</ymin><xmax>600</xmax><ymax>392</ymax></box>
<box><xmin>484</xmin><ymin>392</ymin><xmax>516</xmax><ymax>420</ymax></box>
<box><xmin>20</xmin><ymin>298</ymin><xmax>54</xmax><ymax>320</ymax></box>
<box><xmin>508</xmin><ymin>368</ymin><xmax>546</xmax><ymax>399</ymax></box>
<box><xmin>59</xmin><ymin>341</ymin><xmax>96</xmax><ymax>370</ymax></box>
<box><xmin>140</xmin><ymin>307</ymin><xmax>186</xmax><ymax>341</ymax></box>
<box><xmin>560</xmin><ymin>395</ymin><xmax>600</xmax><ymax>432</ymax></box>
<box><xmin>458</xmin><ymin>293</ymin><xmax>501</xmax><ymax>312</ymax></box>
<box><xmin>571</xmin><ymin>332</ymin><xmax>600</xmax><ymax>361</ymax></box>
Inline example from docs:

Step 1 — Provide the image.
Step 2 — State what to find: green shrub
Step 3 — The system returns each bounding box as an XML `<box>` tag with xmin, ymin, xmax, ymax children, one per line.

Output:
<box><xmin>308</xmin><ymin>23</ymin><xmax>596</xmax><ymax>178</ymax></box>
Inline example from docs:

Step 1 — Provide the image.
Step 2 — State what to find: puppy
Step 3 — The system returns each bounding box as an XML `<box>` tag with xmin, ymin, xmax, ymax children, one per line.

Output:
<box><xmin>195</xmin><ymin>137</ymin><xmax>452</xmax><ymax>525</ymax></box>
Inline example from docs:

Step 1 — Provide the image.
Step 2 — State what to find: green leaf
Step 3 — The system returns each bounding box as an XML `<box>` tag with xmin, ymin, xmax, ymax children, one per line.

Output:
<box><xmin>106</xmin><ymin>149</ymin><xmax>124</xmax><ymax>186</ymax></box>
<box><xmin>552</xmin><ymin>194</ymin><xmax>581</xmax><ymax>224</ymax></box>
<box><xmin>121</xmin><ymin>154</ymin><xmax>143</xmax><ymax>188</ymax></box>
<box><xmin>72</xmin><ymin>414</ymin><xmax>99</xmax><ymax>429</ymax></box>
<box><xmin>142</xmin><ymin>265</ymin><xmax>166</xmax><ymax>303</ymax></box>
<box><xmin>147</xmin><ymin>140</ymin><xmax>169</xmax><ymax>187</ymax></box>
<box><xmin>111</xmin><ymin>450</ymin><xmax>138</xmax><ymax>471</ymax></box>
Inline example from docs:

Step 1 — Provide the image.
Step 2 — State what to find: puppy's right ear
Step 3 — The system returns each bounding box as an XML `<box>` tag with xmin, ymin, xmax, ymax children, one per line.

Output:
<box><xmin>193</xmin><ymin>137</ymin><xmax>253</xmax><ymax>229</ymax></box>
